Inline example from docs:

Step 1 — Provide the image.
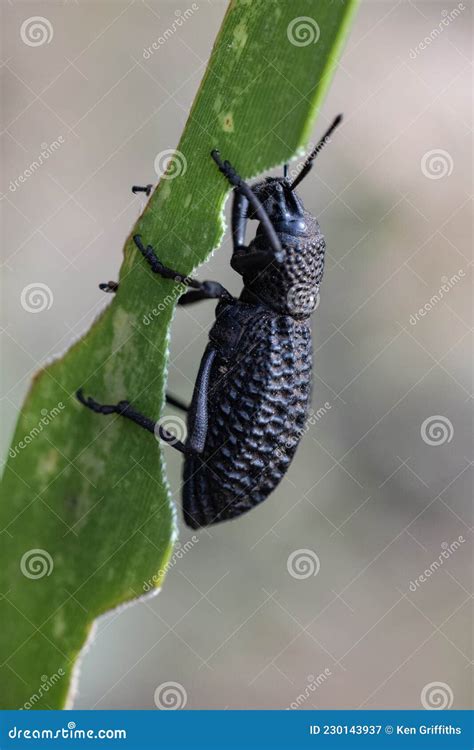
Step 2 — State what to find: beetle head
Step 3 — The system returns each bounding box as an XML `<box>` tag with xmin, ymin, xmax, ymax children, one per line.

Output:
<box><xmin>250</xmin><ymin>177</ymin><xmax>308</xmax><ymax>237</ymax></box>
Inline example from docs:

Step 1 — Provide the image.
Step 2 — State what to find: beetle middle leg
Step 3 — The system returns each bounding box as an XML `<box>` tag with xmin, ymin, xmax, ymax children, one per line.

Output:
<box><xmin>98</xmin><ymin>235</ymin><xmax>234</xmax><ymax>302</ymax></box>
<box><xmin>133</xmin><ymin>234</ymin><xmax>234</xmax><ymax>302</ymax></box>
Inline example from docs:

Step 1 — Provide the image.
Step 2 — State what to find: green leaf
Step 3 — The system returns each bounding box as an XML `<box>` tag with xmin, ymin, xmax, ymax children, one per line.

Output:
<box><xmin>0</xmin><ymin>0</ymin><xmax>358</xmax><ymax>709</ymax></box>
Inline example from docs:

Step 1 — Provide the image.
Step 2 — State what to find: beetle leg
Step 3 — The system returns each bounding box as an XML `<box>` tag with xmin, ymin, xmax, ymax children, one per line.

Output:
<box><xmin>210</xmin><ymin>150</ymin><xmax>283</xmax><ymax>262</ymax></box>
<box><xmin>99</xmin><ymin>281</ymin><xmax>119</xmax><ymax>293</ymax></box>
<box><xmin>166</xmin><ymin>393</ymin><xmax>189</xmax><ymax>412</ymax></box>
<box><xmin>177</xmin><ymin>286</ymin><xmax>232</xmax><ymax>305</ymax></box>
<box><xmin>132</xmin><ymin>184</ymin><xmax>153</xmax><ymax>196</ymax></box>
<box><xmin>133</xmin><ymin>235</ymin><xmax>234</xmax><ymax>301</ymax></box>
<box><xmin>76</xmin><ymin>389</ymin><xmax>186</xmax><ymax>453</ymax></box>
<box><xmin>231</xmin><ymin>188</ymin><xmax>249</xmax><ymax>253</ymax></box>
<box><xmin>230</xmin><ymin>249</ymin><xmax>276</xmax><ymax>275</ymax></box>
<box><xmin>133</xmin><ymin>234</ymin><xmax>197</xmax><ymax>284</ymax></box>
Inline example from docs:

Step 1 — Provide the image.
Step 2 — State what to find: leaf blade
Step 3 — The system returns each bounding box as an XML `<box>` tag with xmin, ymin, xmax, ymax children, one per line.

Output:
<box><xmin>0</xmin><ymin>0</ymin><xmax>358</xmax><ymax>709</ymax></box>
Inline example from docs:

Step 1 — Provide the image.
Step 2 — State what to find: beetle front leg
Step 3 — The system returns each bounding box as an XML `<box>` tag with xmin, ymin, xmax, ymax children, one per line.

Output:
<box><xmin>211</xmin><ymin>150</ymin><xmax>283</xmax><ymax>262</ymax></box>
<box><xmin>231</xmin><ymin>187</ymin><xmax>249</xmax><ymax>253</ymax></box>
<box><xmin>99</xmin><ymin>280</ymin><xmax>119</xmax><ymax>293</ymax></box>
<box><xmin>132</xmin><ymin>184</ymin><xmax>153</xmax><ymax>196</ymax></box>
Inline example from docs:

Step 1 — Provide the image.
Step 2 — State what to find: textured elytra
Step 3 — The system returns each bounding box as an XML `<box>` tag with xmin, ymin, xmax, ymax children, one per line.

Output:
<box><xmin>183</xmin><ymin>304</ymin><xmax>313</xmax><ymax>528</ymax></box>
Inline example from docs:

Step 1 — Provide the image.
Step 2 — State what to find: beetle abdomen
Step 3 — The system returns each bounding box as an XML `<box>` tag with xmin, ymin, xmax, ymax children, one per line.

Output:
<box><xmin>182</xmin><ymin>308</ymin><xmax>312</xmax><ymax>528</ymax></box>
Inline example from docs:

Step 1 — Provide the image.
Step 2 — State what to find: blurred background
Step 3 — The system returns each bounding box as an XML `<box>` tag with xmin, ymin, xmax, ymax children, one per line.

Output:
<box><xmin>1</xmin><ymin>0</ymin><xmax>472</xmax><ymax>710</ymax></box>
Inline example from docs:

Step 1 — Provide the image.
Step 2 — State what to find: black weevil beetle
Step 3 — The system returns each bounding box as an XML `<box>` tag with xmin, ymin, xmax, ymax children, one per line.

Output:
<box><xmin>77</xmin><ymin>115</ymin><xmax>343</xmax><ymax>528</ymax></box>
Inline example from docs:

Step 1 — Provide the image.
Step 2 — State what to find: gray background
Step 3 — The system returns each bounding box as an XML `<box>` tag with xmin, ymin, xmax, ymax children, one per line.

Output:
<box><xmin>1</xmin><ymin>0</ymin><xmax>472</xmax><ymax>710</ymax></box>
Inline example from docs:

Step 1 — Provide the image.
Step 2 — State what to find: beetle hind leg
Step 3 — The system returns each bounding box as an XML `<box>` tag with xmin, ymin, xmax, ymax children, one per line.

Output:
<box><xmin>76</xmin><ymin>389</ymin><xmax>186</xmax><ymax>452</ymax></box>
<box><xmin>165</xmin><ymin>392</ymin><xmax>189</xmax><ymax>412</ymax></box>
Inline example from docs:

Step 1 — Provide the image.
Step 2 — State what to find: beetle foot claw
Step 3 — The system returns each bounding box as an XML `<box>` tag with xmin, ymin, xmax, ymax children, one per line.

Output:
<box><xmin>99</xmin><ymin>281</ymin><xmax>119</xmax><ymax>293</ymax></box>
<box><xmin>132</xmin><ymin>184</ymin><xmax>153</xmax><ymax>196</ymax></box>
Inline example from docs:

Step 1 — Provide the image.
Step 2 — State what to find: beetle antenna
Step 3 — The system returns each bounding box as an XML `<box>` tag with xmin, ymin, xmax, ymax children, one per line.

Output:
<box><xmin>283</xmin><ymin>163</ymin><xmax>289</xmax><ymax>179</ymax></box>
<box><xmin>290</xmin><ymin>114</ymin><xmax>343</xmax><ymax>191</ymax></box>
<box><xmin>211</xmin><ymin>149</ymin><xmax>284</xmax><ymax>262</ymax></box>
